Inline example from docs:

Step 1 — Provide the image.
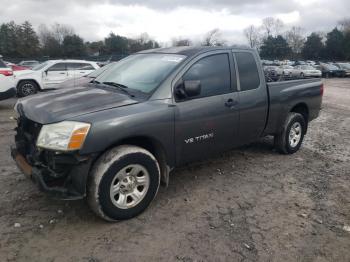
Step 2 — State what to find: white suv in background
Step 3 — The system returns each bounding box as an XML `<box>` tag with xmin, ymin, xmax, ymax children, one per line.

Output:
<box><xmin>0</xmin><ymin>57</ymin><xmax>16</xmax><ymax>101</ymax></box>
<box><xmin>15</xmin><ymin>60</ymin><xmax>100</xmax><ymax>97</ymax></box>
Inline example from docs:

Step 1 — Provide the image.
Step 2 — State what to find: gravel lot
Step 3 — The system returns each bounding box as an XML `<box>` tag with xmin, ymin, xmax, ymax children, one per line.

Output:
<box><xmin>0</xmin><ymin>78</ymin><xmax>349</xmax><ymax>262</ymax></box>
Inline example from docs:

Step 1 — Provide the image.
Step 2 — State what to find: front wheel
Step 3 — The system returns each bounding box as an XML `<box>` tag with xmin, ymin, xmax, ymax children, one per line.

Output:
<box><xmin>17</xmin><ymin>80</ymin><xmax>38</xmax><ymax>97</ymax></box>
<box><xmin>88</xmin><ymin>145</ymin><xmax>160</xmax><ymax>221</ymax></box>
<box><xmin>275</xmin><ymin>112</ymin><xmax>306</xmax><ymax>154</ymax></box>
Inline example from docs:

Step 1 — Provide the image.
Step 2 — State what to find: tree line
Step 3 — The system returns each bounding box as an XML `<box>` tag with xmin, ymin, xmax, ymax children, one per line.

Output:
<box><xmin>244</xmin><ymin>17</ymin><xmax>350</xmax><ymax>61</ymax></box>
<box><xmin>1</xmin><ymin>19</ymin><xmax>350</xmax><ymax>61</ymax></box>
<box><xmin>0</xmin><ymin>21</ymin><xmax>160</xmax><ymax>59</ymax></box>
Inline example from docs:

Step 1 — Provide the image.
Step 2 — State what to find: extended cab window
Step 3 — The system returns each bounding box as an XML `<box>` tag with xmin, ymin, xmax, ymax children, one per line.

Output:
<box><xmin>183</xmin><ymin>53</ymin><xmax>231</xmax><ymax>98</ymax></box>
<box><xmin>235</xmin><ymin>52</ymin><xmax>260</xmax><ymax>91</ymax></box>
<box><xmin>48</xmin><ymin>63</ymin><xmax>67</xmax><ymax>71</ymax></box>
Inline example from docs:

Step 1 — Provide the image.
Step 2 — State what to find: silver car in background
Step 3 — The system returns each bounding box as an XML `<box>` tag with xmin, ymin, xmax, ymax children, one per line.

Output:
<box><xmin>293</xmin><ymin>65</ymin><xmax>322</xmax><ymax>78</ymax></box>
<box><xmin>276</xmin><ymin>65</ymin><xmax>296</xmax><ymax>77</ymax></box>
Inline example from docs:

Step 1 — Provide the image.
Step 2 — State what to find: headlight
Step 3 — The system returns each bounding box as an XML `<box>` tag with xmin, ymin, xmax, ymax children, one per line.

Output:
<box><xmin>36</xmin><ymin>121</ymin><xmax>91</xmax><ymax>151</ymax></box>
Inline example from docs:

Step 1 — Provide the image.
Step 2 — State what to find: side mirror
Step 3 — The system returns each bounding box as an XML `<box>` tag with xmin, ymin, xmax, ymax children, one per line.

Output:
<box><xmin>175</xmin><ymin>80</ymin><xmax>201</xmax><ymax>100</ymax></box>
<box><xmin>184</xmin><ymin>80</ymin><xmax>201</xmax><ymax>97</ymax></box>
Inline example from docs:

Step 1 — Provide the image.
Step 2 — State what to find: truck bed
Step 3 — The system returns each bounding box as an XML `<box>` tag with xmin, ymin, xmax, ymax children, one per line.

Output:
<box><xmin>264</xmin><ymin>78</ymin><xmax>323</xmax><ymax>135</ymax></box>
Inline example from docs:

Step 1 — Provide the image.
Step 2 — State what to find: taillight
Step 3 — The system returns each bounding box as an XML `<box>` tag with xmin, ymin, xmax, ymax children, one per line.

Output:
<box><xmin>0</xmin><ymin>70</ymin><xmax>13</xmax><ymax>76</ymax></box>
<box><xmin>320</xmin><ymin>83</ymin><xmax>324</xmax><ymax>96</ymax></box>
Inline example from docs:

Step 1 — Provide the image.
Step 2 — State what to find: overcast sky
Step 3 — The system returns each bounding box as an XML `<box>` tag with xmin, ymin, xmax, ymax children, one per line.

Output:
<box><xmin>0</xmin><ymin>0</ymin><xmax>348</xmax><ymax>45</ymax></box>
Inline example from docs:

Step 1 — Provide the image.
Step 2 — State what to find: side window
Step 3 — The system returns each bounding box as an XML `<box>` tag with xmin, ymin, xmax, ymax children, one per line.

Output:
<box><xmin>48</xmin><ymin>63</ymin><xmax>67</xmax><ymax>71</ymax></box>
<box><xmin>79</xmin><ymin>63</ymin><xmax>95</xmax><ymax>70</ymax></box>
<box><xmin>235</xmin><ymin>52</ymin><xmax>260</xmax><ymax>91</ymax></box>
<box><xmin>182</xmin><ymin>54</ymin><xmax>231</xmax><ymax>98</ymax></box>
<box><xmin>67</xmin><ymin>63</ymin><xmax>95</xmax><ymax>70</ymax></box>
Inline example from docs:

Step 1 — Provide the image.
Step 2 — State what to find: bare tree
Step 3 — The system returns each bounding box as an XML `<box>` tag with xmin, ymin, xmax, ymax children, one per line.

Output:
<box><xmin>202</xmin><ymin>28</ymin><xmax>225</xmax><ymax>46</ymax></box>
<box><xmin>51</xmin><ymin>23</ymin><xmax>74</xmax><ymax>44</ymax></box>
<box><xmin>243</xmin><ymin>25</ymin><xmax>261</xmax><ymax>49</ymax></box>
<box><xmin>138</xmin><ymin>32</ymin><xmax>151</xmax><ymax>45</ymax></box>
<box><xmin>38</xmin><ymin>23</ymin><xmax>74</xmax><ymax>45</ymax></box>
<box><xmin>261</xmin><ymin>17</ymin><xmax>284</xmax><ymax>37</ymax></box>
<box><xmin>38</xmin><ymin>24</ymin><xmax>51</xmax><ymax>46</ymax></box>
<box><xmin>285</xmin><ymin>26</ymin><xmax>305</xmax><ymax>55</ymax></box>
<box><xmin>172</xmin><ymin>38</ymin><xmax>192</xmax><ymax>46</ymax></box>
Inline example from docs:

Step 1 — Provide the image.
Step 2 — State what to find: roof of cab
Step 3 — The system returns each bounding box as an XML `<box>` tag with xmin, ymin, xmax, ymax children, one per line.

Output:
<box><xmin>138</xmin><ymin>46</ymin><xmax>254</xmax><ymax>57</ymax></box>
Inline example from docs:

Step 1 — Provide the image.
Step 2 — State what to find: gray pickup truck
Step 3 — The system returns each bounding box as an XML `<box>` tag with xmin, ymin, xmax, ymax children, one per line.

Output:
<box><xmin>11</xmin><ymin>47</ymin><xmax>323</xmax><ymax>221</ymax></box>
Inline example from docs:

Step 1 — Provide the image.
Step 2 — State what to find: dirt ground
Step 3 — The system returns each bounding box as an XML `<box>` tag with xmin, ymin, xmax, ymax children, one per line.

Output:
<box><xmin>0</xmin><ymin>78</ymin><xmax>349</xmax><ymax>262</ymax></box>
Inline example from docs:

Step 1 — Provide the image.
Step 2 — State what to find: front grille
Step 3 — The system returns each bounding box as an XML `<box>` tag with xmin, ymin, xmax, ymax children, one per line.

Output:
<box><xmin>15</xmin><ymin>116</ymin><xmax>42</xmax><ymax>162</ymax></box>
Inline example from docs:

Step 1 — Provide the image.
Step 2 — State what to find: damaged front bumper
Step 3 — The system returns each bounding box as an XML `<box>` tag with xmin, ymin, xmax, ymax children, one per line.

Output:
<box><xmin>11</xmin><ymin>112</ymin><xmax>99</xmax><ymax>199</ymax></box>
<box><xmin>11</xmin><ymin>146</ymin><xmax>96</xmax><ymax>200</ymax></box>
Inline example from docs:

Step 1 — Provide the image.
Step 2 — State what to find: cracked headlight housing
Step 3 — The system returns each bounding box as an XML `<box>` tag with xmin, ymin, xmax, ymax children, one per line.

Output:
<box><xmin>36</xmin><ymin>121</ymin><xmax>91</xmax><ymax>151</ymax></box>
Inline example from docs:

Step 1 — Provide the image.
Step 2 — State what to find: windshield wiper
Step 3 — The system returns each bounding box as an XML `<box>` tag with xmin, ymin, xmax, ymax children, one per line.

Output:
<box><xmin>102</xmin><ymin>82</ymin><xmax>134</xmax><ymax>97</ymax></box>
<box><xmin>103</xmin><ymin>82</ymin><xmax>130</xmax><ymax>89</ymax></box>
<box><xmin>94</xmin><ymin>81</ymin><xmax>135</xmax><ymax>97</ymax></box>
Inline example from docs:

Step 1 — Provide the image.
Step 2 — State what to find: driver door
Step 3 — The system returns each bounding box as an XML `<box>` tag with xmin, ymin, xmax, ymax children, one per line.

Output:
<box><xmin>174</xmin><ymin>51</ymin><xmax>240</xmax><ymax>165</ymax></box>
<box><xmin>43</xmin><ymin>62</ymin><xmax>68</xmax><ymax>88</ymax></box>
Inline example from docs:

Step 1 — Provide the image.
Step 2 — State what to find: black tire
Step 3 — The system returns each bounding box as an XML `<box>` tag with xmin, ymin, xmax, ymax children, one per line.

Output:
<box><xmin>17</xmin><ymin>80</ymin><xmax>38</xmax><ymax>97</ymax></box>
<box><xmin>300</xmin><ymin>73</ymin><xmax>304</xmax><ymax>78</ymax></box>
<box><xmin>88</xmin><ymin>145</ymin><xmax>160</xmax><ymax>221</ymax></box>
<box><xmin>274</xmin><ymin>112</ymin><xmax>306</xmax><ymax>154</ymax></box>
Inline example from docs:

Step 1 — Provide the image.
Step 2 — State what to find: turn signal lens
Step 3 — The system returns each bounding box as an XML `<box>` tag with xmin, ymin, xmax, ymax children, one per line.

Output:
<box><xmin>68</xmin><ymin>126</ymin><xmax>90</xmax><ymax>150</ymax></box>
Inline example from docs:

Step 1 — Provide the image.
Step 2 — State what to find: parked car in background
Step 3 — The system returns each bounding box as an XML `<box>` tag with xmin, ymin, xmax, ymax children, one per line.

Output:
<box><xmin>294</xmin><ymin>61</ymin><xmax>307</xmax><ymax>66</ymax></box>
<box><xmin>261</xmin><ymin>59</ymin><xmax>274</xmax><ymax>66</ymax></box>
<box><xmin>263</xmin><ymin>66</ymin><xmax>279</xmax><ymax>81</ymax></box>
<box><xmin>276</xmin><ymin>65</ymin><xmax>295</xmax><ymax>77</ymax></box>
<box><xmin>0</xmin><ymin>57</ymin><xmax>16</xmax><ymax>101</ymax></box>
<box><xmin>18</xmin><ymin>60</ymin><xmax>40</xmax><ymax>69</ymax></box>
<box><xmin>333</xmin><ymin>63</ymin><xmax>350</xmax><ymax>77</ymax></box>
<box><xmin>306</xmin><ymin>60</ymin><xmax>316</xmax><ymax>66</ymax></box>
<box><xmin>14</xmin><ymin>60</ymin><xmax>100</xmax><ymax>96</ymax></box>
<box><xmin>59</xmin><ymin>62</ymin><xmax>116</xmax><ymax>88</ymax></box>
<box><xmin>316</xmin><ymin>63</ymin><xmax>346</xmax><ymax>78</ymax></box>
<box><xmin>293</xmin><ymin>65</ymin><xmax>322</xmax><ymax>78</ymax></box>
<box><xmin>5</xmin><ymin>61</ymin><xmax>29</xmax><ymax>71</ymax></box>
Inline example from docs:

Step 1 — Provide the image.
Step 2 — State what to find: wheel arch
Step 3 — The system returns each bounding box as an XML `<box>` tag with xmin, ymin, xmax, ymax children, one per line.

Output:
<box><xmin>97</xmin><ymin>136</ymin><xmax>171</xmax><ymax>187</ymax></box>
<box><xmin>16</xmin><ymin>79</ymin><xmax>42</xmax><ymax>90</ymax></box>
<box><xmin>290</xmin><ymin>102</ymin><xmax>309</xmax><ymax>133</ymax></box>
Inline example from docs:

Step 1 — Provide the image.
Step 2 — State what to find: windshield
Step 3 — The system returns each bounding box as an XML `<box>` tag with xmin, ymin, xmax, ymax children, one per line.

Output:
<box><xmin>301</xmin><ymin>65</ymin><xmax>315</xmax><ymax>70</ymax></box>
<box><xmin>32</xmin><ymin>62</ymin><xmax>48</xmax><ymax>71</ymax></box>
<box><xmin>88</xmin><ymin>62</ymin><xmax>116</xmax><ymax>78</ymax></box>
<box><xmin>338</xmin><ymin>63</ymin><xmax>350</xmax><ymax>69</ymax></box>
<box><xmin>95</xmin><ymin>53</ymin><xmax>186</xmax><ymax>94</ymax></box>
<box><xmin>324</xmin><ymin>64</ymin><xmax>339</xmax><ymax>70</ymax></box>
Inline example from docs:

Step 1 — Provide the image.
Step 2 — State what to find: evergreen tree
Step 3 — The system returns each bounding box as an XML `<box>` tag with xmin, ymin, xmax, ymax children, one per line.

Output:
<box><xmin>302</xmin><ymin>33</ymin><xmax>324</xmax><ymax>60</ymax></box>
<box><xmin>260</xmin><ymin>35</ymin><xmax>292</xmax><ymax>60</ymax></box>
<box><xmin>62</xmin><ymin>34</ymin><xmax>86</xmax><ymax>57</ymax></box>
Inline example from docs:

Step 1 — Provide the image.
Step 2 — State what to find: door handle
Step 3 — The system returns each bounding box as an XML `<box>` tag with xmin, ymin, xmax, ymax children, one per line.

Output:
<box><xmin>59</xmin><ymin>72</ymin><xmax>66</xmax><ymax>75</ymax></box>
<box><xmin>225</xmin><ymin>98</ymin><xmax>238</xmax><ymax>108</ymax></box>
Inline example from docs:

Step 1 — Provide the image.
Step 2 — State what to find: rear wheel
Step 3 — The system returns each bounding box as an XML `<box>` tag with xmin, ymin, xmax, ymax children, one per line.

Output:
<box><xmin>88</xmin><ymin>145</ymin><xmax>160</xmax><ymax>221</ymax></box>
<box><xmin>275</xmin><ymin>112</ymin><xmax>306</xmax><ymax>154</ymax></box>
<box><xmin>17</xmin><ymin>80</ymin><xmax>38</xmax><ymax>97</ymax></box>
<box><xmin>300</xmin><ymin>73</ymin><xmax>304</xmax><ymax>78</ymax></box>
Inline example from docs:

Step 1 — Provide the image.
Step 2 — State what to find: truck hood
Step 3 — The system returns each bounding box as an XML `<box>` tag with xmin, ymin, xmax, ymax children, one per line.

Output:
<box><xmin>16</xmin><ymin>85</ymin><xmax>139</xmax><ymax>124</ymax></box>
